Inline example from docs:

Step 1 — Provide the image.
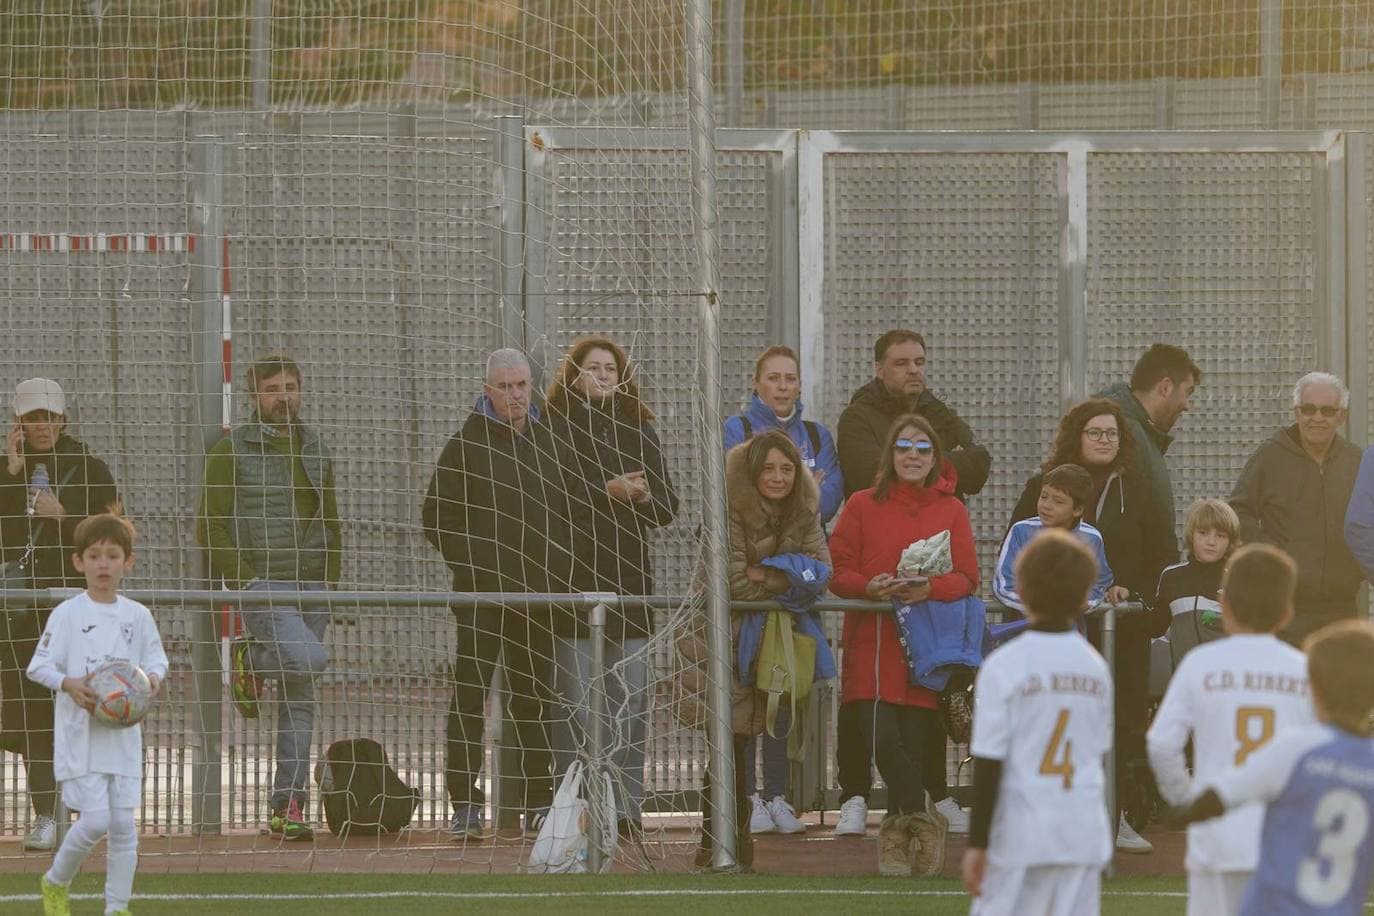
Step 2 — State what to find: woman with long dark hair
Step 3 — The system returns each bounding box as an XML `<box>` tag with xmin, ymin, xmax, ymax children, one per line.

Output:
<box><xmin>545</xmin><ymin>336</ymin><xmax>678</xmax><ymax>838</ymax></box>
<box><xmin>723</xmin><ymin>344</ymin><xmax>842</xmax><ymax>836</ymax></box>
<box><xmin>681</xmin><ymin>428</ymin><xmax>831</xmax><ymax>869</ymax></box>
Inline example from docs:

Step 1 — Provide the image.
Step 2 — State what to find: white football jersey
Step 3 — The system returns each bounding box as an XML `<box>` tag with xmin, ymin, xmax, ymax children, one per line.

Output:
<box><xmin>971</xmin><ymin>628</ymin><xmax>1114</xmax><ymax>868</ymax></box>
<box><xmin>27</xmin><ymin>592</ymin><xmax>169</xmax><ymax>782</ymax></box>
<box><xmin>1146</xmin><ymin>633</ymin><xmax>1313</xmax><ymax>872</ymax></box>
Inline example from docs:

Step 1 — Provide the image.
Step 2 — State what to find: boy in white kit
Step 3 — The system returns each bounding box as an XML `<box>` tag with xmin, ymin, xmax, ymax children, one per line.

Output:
<box><xmin>962</xmin><ymin>529</ymin><xmax>1114</xmax><ymax>916</ymax></box>
<box><xmin>1166</xmin><ymin>620</ymin><xmax>1374</xmax><ymax>916</ymax></box>
<box><xmin>27</xmin><ymin>513</ymin><xmax>168</xmax><ymax>916</ymax></box>
<box><xmin>1147</xmin><ymin>543</ymin><xmax>1314</xmax><ymax>916</ymax></box>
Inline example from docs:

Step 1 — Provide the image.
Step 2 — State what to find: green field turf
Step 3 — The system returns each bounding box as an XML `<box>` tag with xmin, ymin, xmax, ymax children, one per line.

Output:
<box><xmin>0</xmin><ymin>873</ymin><xmax>1205</xmax><ymax>914</ymax></box>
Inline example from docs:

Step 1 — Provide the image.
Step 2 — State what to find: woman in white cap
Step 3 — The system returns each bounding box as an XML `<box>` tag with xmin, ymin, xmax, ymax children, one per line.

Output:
<box><xmin>0</xmin><ymin>378</ymin><xmax>117</xmax><ymax>850</ymax></box>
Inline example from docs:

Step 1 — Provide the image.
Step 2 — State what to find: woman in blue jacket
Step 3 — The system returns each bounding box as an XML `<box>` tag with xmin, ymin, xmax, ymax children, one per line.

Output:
<box><xmin>723</xmin><ymin>345</ymin><xmax>842</xmax><ymax>835</ymax></box>
<box><xmin>723</xmin><ymin>346</ymin><xmax>843</xmax><ymax>525</ymax></box>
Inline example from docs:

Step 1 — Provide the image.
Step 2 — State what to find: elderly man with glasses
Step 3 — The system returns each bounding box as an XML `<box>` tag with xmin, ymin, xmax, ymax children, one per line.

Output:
<box><xmin>1230</xmin><ymin>371</ymin><xmax>1363</xmax><ymax>645</ymax></box>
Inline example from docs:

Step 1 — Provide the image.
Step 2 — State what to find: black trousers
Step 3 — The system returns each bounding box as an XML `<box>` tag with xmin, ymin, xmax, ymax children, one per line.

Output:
<box><xmin>445</xmin><ymin>605</ymin><xmax>554</xmax><ymax>812</ymax></box>
<box><xmin>841</xmin><ymin>700</ymin><xmax>937</xmax><ymax>817</ymax></box>
<box><xmin>837</xmin><ymin>699</ymin><xmax>948</xmax><ymax>806</ymax></box>
<box><xmin>0</xmin><ymin>607</ymin><xmax>55</xmax><ymax>818</ymax></box>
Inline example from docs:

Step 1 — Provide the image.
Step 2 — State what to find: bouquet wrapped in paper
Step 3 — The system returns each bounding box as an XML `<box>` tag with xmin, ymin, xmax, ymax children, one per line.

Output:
<box><xmin>896</xmin><ymin>529</ymin><xmax>953</xmax><ymax>578</ymax></box>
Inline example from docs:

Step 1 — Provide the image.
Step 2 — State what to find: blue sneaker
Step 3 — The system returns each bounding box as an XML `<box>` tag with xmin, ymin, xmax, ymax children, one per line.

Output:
<box><xmin>451</xmin><ymin>803</ymin><xmax>484</xmax><ymax>842</ymax></box>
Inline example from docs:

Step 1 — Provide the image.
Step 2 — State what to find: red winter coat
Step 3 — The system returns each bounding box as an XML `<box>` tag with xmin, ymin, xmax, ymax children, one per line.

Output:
<box><xmin>830</xmin><ymin>461</ymin><xmax>979</xmax><ymax>708</ymax></box>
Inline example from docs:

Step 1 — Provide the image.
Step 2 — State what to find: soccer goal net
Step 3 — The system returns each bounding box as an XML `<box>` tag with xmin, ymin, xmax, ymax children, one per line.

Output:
<box><xmin>0</xmin><ymin>0</ymin><xmax>754</xmax><ymax>874</ymax></box>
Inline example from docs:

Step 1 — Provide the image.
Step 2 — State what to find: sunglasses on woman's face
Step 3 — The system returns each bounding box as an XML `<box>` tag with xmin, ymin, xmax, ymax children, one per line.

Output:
<box><xmin>1297</xmin><ymin>403</ymin><xmax>1341</xmax><ymax>418</ymax></box>
<box><xmin>893</xmin><ymin>438</ymin><xmax>935</xmax><ymax>456</ymax></box>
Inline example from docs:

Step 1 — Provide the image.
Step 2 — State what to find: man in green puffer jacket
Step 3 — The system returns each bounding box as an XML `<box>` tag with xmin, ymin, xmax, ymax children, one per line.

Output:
<box><xmin>198</xmin><ymin>353</ymin><xmax>341</xmax><ymax>840</ymax></box>
<box><xmin>1230</xmin><ymin>371</ymin><xmax>1362</xmax><ymax>645</ymax></box>
<box><xmin>1099</xmin><ymin>343</ymin><xmax>1202</xmax><ymax>581</ymax></box>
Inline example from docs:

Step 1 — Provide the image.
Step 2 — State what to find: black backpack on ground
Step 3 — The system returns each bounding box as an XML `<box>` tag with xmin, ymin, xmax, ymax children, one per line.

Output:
<box><xmin>316</xmin><ymin>738</ymin><xmax>420</xmax><ymax>836</ymax></box>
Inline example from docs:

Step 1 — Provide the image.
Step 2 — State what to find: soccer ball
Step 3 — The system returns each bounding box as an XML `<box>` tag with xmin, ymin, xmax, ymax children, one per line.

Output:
<box><xmin>88</xmin><ymin>661</ymin><xmax>153</xmax><ymax>728</ymax></box>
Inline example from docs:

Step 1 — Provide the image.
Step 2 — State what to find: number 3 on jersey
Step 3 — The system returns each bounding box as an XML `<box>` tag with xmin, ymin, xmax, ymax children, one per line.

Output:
<box><xmin>1297</xmin><ymin>788</ymin><xmax>1370</xmax><ymax>907</ymax></box>
<box><xmin>1039</xmin><ymin>708</ymin><xmax>1075</xmax><ymax>789</ymax></box>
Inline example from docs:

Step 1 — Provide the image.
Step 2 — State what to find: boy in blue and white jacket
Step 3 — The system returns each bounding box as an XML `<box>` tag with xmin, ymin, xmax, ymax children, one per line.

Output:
<box><xmin>994</xmin><ymin>464</ymin><xmax>1113</xmax><ymax>615</ymax></box>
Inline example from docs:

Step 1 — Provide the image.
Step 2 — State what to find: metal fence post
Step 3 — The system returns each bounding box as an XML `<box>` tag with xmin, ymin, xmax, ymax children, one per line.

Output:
<box><xmin>686</xmin><ymin>0</ymin><xmax>738</xmax><ymax>871</ymax></box>
<box><xmin>1345</xmin><ymin>132</ymin><xmax>1368</xmax><ymax>449</ymax></box>
<box><xmin>1260</xmin><ymin>0</ymin><xmax>1281</xmax><ymax>128</ymax></box>
<box><xmin>725</xmin><ymin>0</ymin><xmax>744</xmax><ymax>127</ymax></box>
<box><xmin>251</xmin><ymin>0</ymin><xmax>271</xmax><ymax>109</ymax></box>
<box><xmin>188</xmin><ymin>134</ymin><xmax>227</xmax><ymax>835</ymax></box>
<box><xmin>495</xmin><ymin>114</ymin><xmax>527</xmax><ymax>354</ymax></box>
<box><xmin>586</xmin><ymin>599</ymin><xmax>608</xmax><ymax>874</ymax></box>
<box><xmin>1101</xmin><ymin>604</ymin><xmax>1117</xmax><ymax>878</ymax></box>
<box><xmin>1057</xmin><ymin>146</ymin><xmax>1089</xmax><ymax>411</ymax></box>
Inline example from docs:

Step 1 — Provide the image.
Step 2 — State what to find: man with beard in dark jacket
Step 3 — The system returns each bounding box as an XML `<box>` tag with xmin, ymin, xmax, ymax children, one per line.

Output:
<box><xmin>423</xmin><ymin>348</ymin><xmax>577</xmax><ymax>843</ymax></box>
<box><xmin>837</xmin><ymin>330</ymin><xmax>990</xmax><ymax>500</ymax></box>
<box><xmin>1099</xmin><ymin>343</ymin><xmax>1200</xmax><ymax>571</ymax></box>
<box><xmin>1232</xmin><ymin>371</ymin><xmax>1362</xmax><ymax>645</ymax></box>
<box><xmin>832</xmin><ymin>330</ymin><xmax>991</xmax><ymax>839</ymax></box>
<box><xmin>0</xmin><ymin>378</ymin><xmax>117</xmax><ymax>851</ymax></box>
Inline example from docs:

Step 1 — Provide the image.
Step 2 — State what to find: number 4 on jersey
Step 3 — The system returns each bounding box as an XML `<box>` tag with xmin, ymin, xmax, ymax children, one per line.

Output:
<box><xmin>1039</xmin><ymin>708</ymin><xmax>1075</xmax><ymax>789</ymax></box>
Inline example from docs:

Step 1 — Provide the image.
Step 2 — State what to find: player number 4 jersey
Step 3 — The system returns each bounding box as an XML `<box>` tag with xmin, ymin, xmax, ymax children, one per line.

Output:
<box><xmin>1211</xmin><ymin>724</ymin><xmax>1374</xmax><ymax>916</ymax></box>
<box><xmin>970</xmin><ymin>629</ymin><xmax>1114</xmax><ymax>868</ymax></box>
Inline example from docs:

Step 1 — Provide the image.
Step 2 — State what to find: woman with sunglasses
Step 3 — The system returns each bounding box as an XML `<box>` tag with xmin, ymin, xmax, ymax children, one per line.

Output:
<box><xmin>1007</xmin><ymin>396</ymin><xmax>1168</xmax><ymax>854</ymax></box>
<box><xmin>1230</xmin><ymin>371</ymin><xmax>1362</xmax><ymax>645</ymax></box>
<box><xmin>723</xmin><ymin>345</ymin><xmax>842</xmax><ymax>837</ymax></box>
<box><xmin>827</xmin><ymin>414</ymin><xmax>978</xmax><ymax>876</ymax></box>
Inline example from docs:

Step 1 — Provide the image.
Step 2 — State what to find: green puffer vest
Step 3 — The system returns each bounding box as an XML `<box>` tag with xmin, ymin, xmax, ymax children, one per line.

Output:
<box><xmin>230</xmin><ymin>423</ymin><xmax>334</xmax><ymax>581</ymax></box>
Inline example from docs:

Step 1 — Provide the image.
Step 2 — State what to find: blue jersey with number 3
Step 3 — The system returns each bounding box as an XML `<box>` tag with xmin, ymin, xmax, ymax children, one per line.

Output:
<box><xmin>1214</xmin><ymin>725</ymin><xmax>1374</xmax><ymax>916</ymax></box>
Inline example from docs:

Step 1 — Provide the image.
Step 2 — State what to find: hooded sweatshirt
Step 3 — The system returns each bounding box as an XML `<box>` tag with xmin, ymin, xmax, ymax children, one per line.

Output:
<box><xmin>1229</xmin><ymin>425</ymin><xmax>1362</xmax><ymax>620</ymax></box>
<box><xmin>837</xmin><ymin>378</ymin><xmax>990</xmax><ymax>500</ymax></box>
<box><xmin>1099</xmin><ymin>381</ymin><xmax>1180</xmax><ymax>575</ymax></box>
<box><xmin>829</xmin><ymin>460</ymin><xmax>979</xmax><ymax>707</ymax></box>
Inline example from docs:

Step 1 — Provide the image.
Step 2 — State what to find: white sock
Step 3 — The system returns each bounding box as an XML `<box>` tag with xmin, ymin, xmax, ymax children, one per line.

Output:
<box><xmin>47</xmin><ymin>807</ymin><xmax>110</xmax><ymax>886</ymax></box>
<box><xmin>104</xmin><ymin>807</ymin><xmax>137</xmax><ymax>914</ymax></box>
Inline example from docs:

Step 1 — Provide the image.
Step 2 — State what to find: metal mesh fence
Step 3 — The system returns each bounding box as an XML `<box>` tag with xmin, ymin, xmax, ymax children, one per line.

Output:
<box><xmin>1</xmin><ymin>0</ymin><xmax>1371</xmax><ymax>880</ymax></box>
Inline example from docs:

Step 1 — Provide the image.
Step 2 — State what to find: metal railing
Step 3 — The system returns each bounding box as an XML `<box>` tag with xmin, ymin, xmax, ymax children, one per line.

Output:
<box><xmin>0</xmin><ymin>587</ymin><xmax>1140</xmax><ymax>868</ymax></box>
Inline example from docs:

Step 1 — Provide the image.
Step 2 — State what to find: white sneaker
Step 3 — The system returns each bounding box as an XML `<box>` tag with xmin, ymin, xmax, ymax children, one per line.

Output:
<box><xmin>749</xmin><ymin>794</ymin><xmax>776</xmax><ymax>834</ymax></box>
<box><xmin>765</xmin><ymin>796</ymin><xmax>806</xmax><ymax>834</ymax></box>
<box><xmin>23</xmin><ymin>815</ymin><xmax>56</xmax><ymax>851</ymax></box>
<box><xmin>934</xmin><ymin>796</ymin><xmax>970</xmax><ymax>834</ymax></box>
<box><xmin>1116</xmin><ymin>813</ymin><xmax>1153</xmax><ymax>854</ymax></box>
<box><xmin>833</xmin><ymin>795</ymin><xmax>868</xmax><ymax>837</ymax></box>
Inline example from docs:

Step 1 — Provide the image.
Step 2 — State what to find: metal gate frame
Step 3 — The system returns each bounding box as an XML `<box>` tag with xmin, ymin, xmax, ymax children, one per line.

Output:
<box><xmin>796</xmin><ymin>129</ymin><xmax>1367</xmax><ymax>444</ymax></box>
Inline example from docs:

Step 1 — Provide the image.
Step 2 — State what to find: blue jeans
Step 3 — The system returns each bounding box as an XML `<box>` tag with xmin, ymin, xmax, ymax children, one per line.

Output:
<box><xmin>241</xmin><ymin>580</ymin><xmax>330</xmax><ymax>810</ymax></box>
<box><xmin>742</xmin><ymin>708</ymin><xmax>791</xmax><ymax>801</ymax></box>
<box><xmin>551</xmin><ymin>636</ymin><xmax>649</xmax><ymax>822</ymax></box>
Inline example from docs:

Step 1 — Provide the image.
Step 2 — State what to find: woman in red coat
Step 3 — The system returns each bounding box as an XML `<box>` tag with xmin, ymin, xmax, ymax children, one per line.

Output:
<box><xmin>830</xmin><ymin>413</ymin><xmax>979</xmax><ymax>877</ymax></box>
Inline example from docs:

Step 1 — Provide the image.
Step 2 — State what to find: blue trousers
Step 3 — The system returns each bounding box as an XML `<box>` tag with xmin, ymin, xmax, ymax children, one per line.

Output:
<box><xmin>241</xmin><ymin>580</ymin><xmax>330</xmax><ymax>810</ymax></box>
